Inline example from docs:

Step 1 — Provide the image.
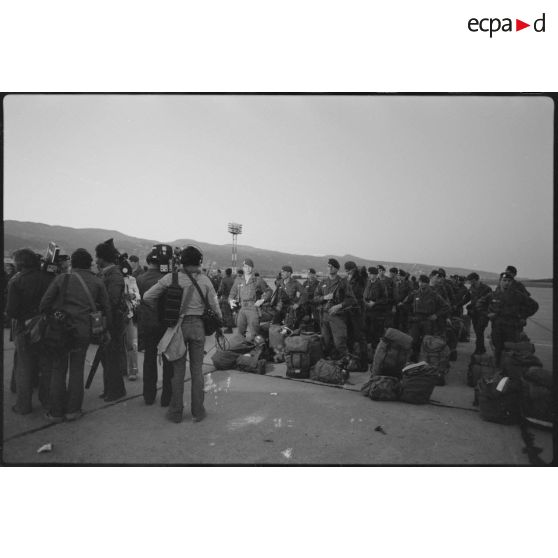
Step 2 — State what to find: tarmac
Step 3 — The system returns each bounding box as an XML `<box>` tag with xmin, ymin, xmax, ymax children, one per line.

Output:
<box><xmin>1</xmin><ymin>315</ymin><xmax>554</xmax><ymax>465</ymax></box>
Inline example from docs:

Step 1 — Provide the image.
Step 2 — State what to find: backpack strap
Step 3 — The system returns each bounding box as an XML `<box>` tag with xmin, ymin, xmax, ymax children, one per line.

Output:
<box><xmin>182</xmin><ymin>269</ymin><xmax>211</xmax><ymax>313</ymax></box>
<box><xmin>73</xmin><ymin>272</ymin><xmax>97</xmax><ymax>312</ymax></box>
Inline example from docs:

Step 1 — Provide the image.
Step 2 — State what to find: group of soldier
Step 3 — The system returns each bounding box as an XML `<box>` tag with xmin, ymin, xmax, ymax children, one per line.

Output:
<box><xmin>4</xmin><ymin>238</ymin><xmax>538</xmax><ymax>424</ymax></box>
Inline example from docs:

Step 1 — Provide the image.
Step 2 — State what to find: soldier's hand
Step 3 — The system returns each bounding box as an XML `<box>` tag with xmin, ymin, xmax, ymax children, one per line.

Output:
<box><xmin>229</xmin><ymin>300</ymin><xmax>237</xmax><ymax>309</ymax></box>
<box><xmin>323</xmin><ymin>293</ymin><xmax>334</xmax><ymax>301</ymax></box>
<box><xmin>367</xmin><ymin>300</ymin><xmax>375</xmax><ymax>308</ymax></box>
<box><xmin>293</xmin><ymin>303</ymin><xmax>299</xmax><ymax>310</ymax></box>
<box><xmin>329</xmin><ymin>304</ymin><xmax>342</xmax><ymax>315</ymax></box>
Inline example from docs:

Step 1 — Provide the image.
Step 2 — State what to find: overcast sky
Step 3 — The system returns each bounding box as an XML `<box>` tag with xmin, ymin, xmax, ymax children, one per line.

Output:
<box><xmin>3</xmin><ymin>94</ymin><xmax>554</xmax><ymax>277</ymax></box>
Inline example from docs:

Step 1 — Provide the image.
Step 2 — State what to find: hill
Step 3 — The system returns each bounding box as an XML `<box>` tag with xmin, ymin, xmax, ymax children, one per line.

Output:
<box><xmin>4</xmin><ymin>220</ymin><xmax>504</xmax><ymax>281</ymax></box>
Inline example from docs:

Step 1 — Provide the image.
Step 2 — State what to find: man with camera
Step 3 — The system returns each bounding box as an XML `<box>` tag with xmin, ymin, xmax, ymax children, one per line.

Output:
<box><xmin>39</xmin><ymin>249</ymin><xmax>112</xmax><ymax>421</ymax></box>
<box><xmin>95</xmin><ymin>239</ymin><xmax>127</xmax><ymax>402</ymax></box>
<box><xmin>6</xmin><ymin>248</ymin><xmax>54</xmax><ymax>414</ymax></box>
<box><xmin>143</xmin><ymin>245</ymin><xmax>222</xmax><ymax>424</ymax></box>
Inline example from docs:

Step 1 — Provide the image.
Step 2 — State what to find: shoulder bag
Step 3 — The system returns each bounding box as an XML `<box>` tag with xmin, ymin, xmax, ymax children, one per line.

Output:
<box><xmin>73</xmin><ymin>272</ymin><xmax>107</xmax><ymax>343</ymax></box>
<box><xmin>183</xmin><ymin>270</ymin><xmax>222</xmax><ymax>336</ymax></box>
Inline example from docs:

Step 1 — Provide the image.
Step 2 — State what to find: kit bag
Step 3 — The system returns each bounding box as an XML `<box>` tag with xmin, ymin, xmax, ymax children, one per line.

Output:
<box><xmin>467</xmin><ymin>353</ymin><xmax>498</xmax><ymax>387</ymax></box>
<box><xmin>421</xmin><ymin>335</ymin><xmax>450</xmax><ymax>380</ymax></box>
<box><xmin>284</xmin><ymin>333</ymin><xmax>323</xmax><ymax>363</ymax></box>
<box><xmin>268</xmin><ymin>324</ymin><xmax>287</xmax><ymax>350</ymax></box>
<box><xmin>366</xmin><ymin>375</ymin><xmax>402</xmax><ymax>401</ymax></box>
<box><xmin>285</xmin><ymin>352</ymin><xmax>312</xmax><ymax>379</ymax></box>
<box><xmin>310</xmin><ymin>359</ymin><xmax>346</xmax><ymax>385</ymax></box>
<box><xmin>520</xmin><ymin>368</ymin><xmax>553</xmax><ymax>428</ymax></box>
<box><xmin>478</xmin><ymin>374</ymin><xmax>521</xmax><ymax>425</ymax></box>
<box><xmin>371</xmin><ymin>329</ymin><xmax>413</xmax><ymax>378</ymax></box>
<box><xmin>236</xmin><ymin>345</ymin><xmax>266</xmax><ymax>374</ymax></box>
<box><xmin>157</xmin><ymin>316</ymin><xmax>187</xmax><ymax>362</ymax></box>
<box><xmin>399</xmin><ymin>362</ymin><xmax>439</xmax><ymax>405</ymax></box>
<box><xmin>73</xmin><ymin>272</ymin><xmax>107</xmax><ymax>343</ymax></box>
<box><xmin>501</xmin><ymin>350</ymin><xmax>543</xmax><ymax>382</ymax></box>
<box><xmin>211</xmin><ymin>350</ymin><xmax>241</xmax><ymax>370</ymax></box>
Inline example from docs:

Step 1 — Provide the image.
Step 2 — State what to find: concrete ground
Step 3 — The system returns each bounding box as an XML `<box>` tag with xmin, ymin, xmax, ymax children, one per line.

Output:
<box><xmin>2</xmin><ymin>313</ymin><xmax>553</xmax><ymax>465</ymax></box>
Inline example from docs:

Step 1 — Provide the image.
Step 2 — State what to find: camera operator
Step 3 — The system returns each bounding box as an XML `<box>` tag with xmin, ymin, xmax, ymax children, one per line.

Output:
<box><xmin>137</xmin><ymin>247</ymin><xmax>174</xmax><ymax>406</ymax></box>
<box><xmin>95</xmin><ymin>239</ymin><xmax>127</xmax><ymax>402</ymax></box>
<box><xmin>6</xmin><ymin>248</ymin><xmax>54</xmax><ymax>415</ymax></box>
<box><xmin>143</xmin><ymin>245</ymin><xmax>222</xmax><ymax>423</ymax></box>
<box><xmin>39</xmin><ymin>249</ymin><xmax>112</xmax><ymax>421</ymax></box>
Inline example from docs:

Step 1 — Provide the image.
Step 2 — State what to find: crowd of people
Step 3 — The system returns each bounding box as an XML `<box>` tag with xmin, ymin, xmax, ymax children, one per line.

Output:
<box><xmin>4</xmin><ymin>238</ymin><xmax>538</xmax><ymax>425</ymax></box>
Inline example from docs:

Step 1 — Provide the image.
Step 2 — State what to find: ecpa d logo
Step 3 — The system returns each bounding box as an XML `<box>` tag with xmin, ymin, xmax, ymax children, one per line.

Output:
<box><xmin>468</xmin><ymin>13</ymin><xmax>546</xmax><ymax>37</ymax></box>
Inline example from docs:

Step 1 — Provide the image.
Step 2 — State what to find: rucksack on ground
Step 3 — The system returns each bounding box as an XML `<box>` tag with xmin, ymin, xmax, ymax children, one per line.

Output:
<box><xmin>399</xmin><ymin>362</ymin><xmax>439</xmax><ymax>405</ymax></box>
<box><xmin>421</xmin><ymin>335</ymin><xmax>450</xmax><ymax>385</ymax></box>
<box><xmin>310</xmin><ymin>359</ymin><xmax>346</xmax><ymax>385</ymax></box>
<box><xmin>501</xmin><ymin>350</ymin><xmax>543</xmax><ymax>382</ymax></box>
<box><xmin>467</xmin><ymin>353</ymin><xmax>499</xmax><ymax>387</ymax></box>
<box><xmin>478</xmin><ymin>374</ymin><xmax>521</xmax><ymax>425</ymax></box>
<box><xmin>211</xmin><ymin>350</ymin><xmax>241</xmax><ymax>370</ymax></box>
<box><xmin>236</xmin><ymin>345</ymin><xmax>267</xmax><ymax>374</ymax></box>
<box><xmin>366</xmin><ymin>375</ymin><xmax>402</xmax><ymax>401</ymax></box>
<box><xmin>284</xmin><ymin>333</ymin><xmax>323</xmax><ymax>379</ymax></box>
<box><xmin>370</xmin><ymin>328</ymin><xmax>413</xmax><ymax>378</ymax></box>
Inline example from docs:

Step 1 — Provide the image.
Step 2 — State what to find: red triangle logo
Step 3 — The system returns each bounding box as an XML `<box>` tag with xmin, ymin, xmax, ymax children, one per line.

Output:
<box><xmin>516</xmin><ymin>19</ymin><xmax>530</xmax><ymax>31</ymax></box>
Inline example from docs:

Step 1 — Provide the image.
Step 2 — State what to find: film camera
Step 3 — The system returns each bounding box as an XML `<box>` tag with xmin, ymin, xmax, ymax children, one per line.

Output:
<box><xmin>41</xmin><ymin>241</ymin><xmax>69</xmax><ymax>274</ymax></box>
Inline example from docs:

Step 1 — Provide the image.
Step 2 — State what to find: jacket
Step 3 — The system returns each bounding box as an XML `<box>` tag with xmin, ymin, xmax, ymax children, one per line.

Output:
<box><xmin>273</xmin><ymin>277</ymin><xmax>307</xmax><ymax>307</ymax></box>
<box><xmin>363</xmin><ymin>278</ymin><xmax>388</xmax><ymax>306</ymax></box>
<box><xmin>143</xmin><ymin>270</ymin><xmax>222</xmax><ymax>318</ymax></box>
<box><xmin>463</xmin><ymin>282</ymin><xmax>492</xmax><ymax>316</ymax></box>
<box><xmin>488</xmin><ymin>286</ymin><xmax>531</xmax><ymax>322</ymax></box>
<box><xmin>402</xmin><ymin>285</ymin><xmax>450</xmax><ymax>318</ymax></box>
<box><xmin>6</xmin><ymin>268</ymin><xmax>54</xmax><ymax>329</ymax></box>
<box><xmin>302</xmin><ymin>277</ymin><xmax>320</xmax><ymax>300</ymax></box>
<box><xmin>313</xmin><ymin>275</ymin><xmax>356</xmax><ymax>311</ymax></box>
<box><xmin>39</xmin><ymin>269</ymin><xmax>112</xmax><ymax>338</ymax></box>
<box><xmin>229</xmin><ymin>275</ymin><xmax>272</xmax><ymax>305</ymax></box>
<box><xmin>217</xmin><ymin>275</ymin><xmax>235</xmax><ymax>299</ymax></box>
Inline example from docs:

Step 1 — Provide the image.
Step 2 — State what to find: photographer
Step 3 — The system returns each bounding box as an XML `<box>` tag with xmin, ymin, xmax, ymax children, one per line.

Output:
<box><xmin>6</xmin><ymin>248</ymin><xmax>53</xmax><ymax>414</ymax></box>
<box><xmin>95</xmin><ymin>239</ymin><xmax>127</xmax><ymax>402</ymax></box>
<box><xmin>143</xmin><ymin>245</ymin><xmax>222</xmax><ymax>423</ymax></box>
<box><xmin>39</xmin><ymin>249</ymin><xmax>111</xmax><ymax>421</ymax></box>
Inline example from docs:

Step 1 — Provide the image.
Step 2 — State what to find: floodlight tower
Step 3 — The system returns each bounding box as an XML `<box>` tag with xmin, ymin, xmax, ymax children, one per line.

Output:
<box><xmin>228</xmin><ymin>222</ymin><xmax>243</xmax><ymax>272</ymax></box>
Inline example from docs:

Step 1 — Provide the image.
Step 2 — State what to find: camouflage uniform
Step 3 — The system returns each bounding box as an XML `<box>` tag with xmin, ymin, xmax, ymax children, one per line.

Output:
<box><xmin>363</xmin><ymin>279</ymin><xmax>389</xmax><ymax>350</ymax></box>
<box><xmin>462</xmin><ymin>281</ymin><xmax>492</xmax><ymax>354</ymax></box>
<box><xmin>302</xmin><ymin>275</ymin><xmax>320</xmax><ymax>330</ymax></box>
<box><xmin>229</xmin><ymin>274</ymin><xmax>272</xmax><ymax>340</ymax></box>
<box><xmin>272</xmin><ymin>277</ymin><xmax>307</xmax><ymax>328</ymax></box>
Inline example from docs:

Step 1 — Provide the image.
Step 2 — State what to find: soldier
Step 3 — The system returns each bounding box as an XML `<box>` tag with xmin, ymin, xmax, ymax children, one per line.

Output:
<box><xmin>129</xmin><ymin>255</ymin><xmax>144</xmax><ymax>279</ymax></box>
<box><xmin>217</xmin><ymin>268</ymin><xmax>235</xmax><ymax>333</ymax></box>
<box><xmin>302</xmin><ymin>268</ymin><xmax>320</xmax><ymax>331</ymax></box>
<box><xmin>344</xmin><ymin>261</ymin><xmax>368</xmax><ymax>369</ymax></box>
<box><xmin>363</xmin><ymin>266</ymin><xmax>390</xmax><ymax>354</ymax></box>
<box><xmin>393</xmin><ymin>268</ymin><xmax>413</xmax><ymax>332</ymax></box>
<box><xmin>400</xmin><ymin>274</ymin><xmax>451</xmax><ymax>362</ymax></box>
<box><xmin>488</xmin><ymin>271</ymin><xmax>533</xmax><ymax>366</ymax></box>
<box><xmin>271</xmin><ymin>265</ymin><xmax>307</xmax><ymax>329</ymax></box>
<box><xmin>313</xmin><ymin>258</ymin><xmax>356</xmax><ymax>360</ymax></box>
<box><xmin>377</xmin><ymin>264</ymin><xmax>394</xmax><ymax>327</ymax></box>
<box><xmin>463</xmin><ymin>272</ymin><xmax>492</xmax><ymax>355</ymax></box>
<box><xmin>136</xmin><ymin>248</ymin><xmax>174</xmax><ymax>406</ymax></box>
<box><xmin>504</xmin><ymin>265</ymin><xmax>531</xmax><ymax>297</ymax></box>
<box><xmin>228</xmin><ymin>258</ymin><xmax>272</xmax><ymax>341</ymax></box>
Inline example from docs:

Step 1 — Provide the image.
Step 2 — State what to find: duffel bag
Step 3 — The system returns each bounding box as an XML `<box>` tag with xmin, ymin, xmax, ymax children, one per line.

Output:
<box><xmin>211</xmin><ymin>350</ymin><xmax>241</xmax><ymax>370</ymax></box>
<box><xmin>467</xmin><ymin>354</ymin><xmax>498</xmax><ymax>387</ymax></box>
<box><xmin>310</xmin><ymin>359</ymin><xmax>346</xmax><ymax>385</ymax></box>
<box><xmin>236</xmin><ymin>346</ymin><xmax>267</xmax><ymax>374</ymax></box>
<box><xmin>501</xmin><ymin>351</ymin><xmax>543</xmax><ymax>382</ymax></box>
<box><xmin>478</xmin><ymin>375</ymin><xmax>521</xmax><ymax>425</ymax></box>
<box><xmin>399</xmin><ymin>362</ymin><xmax>439</xmax><ymax>404</ymax></box>
<box><xmin>383</xmin><ymin>328</ymin><xmax>413</xmax><ymax>350</ymax></box>
<box><xmin>285</xmin><ymin>333</ymin><xmax>323</xmax><ymax>363</ymax></box>
<box><xmin>228</xmin><ymin>334</ymin><xmax>256</xmax><ymax>354</ymax></box>
<box><xmin>367</xmin><ymin>375</ymin><xmax>401</xmax><ymax>401</ymax></box>
<box><xmin>286</xmin><ymin>352</ymin><xmax>312</xmax><ymax>379</ymax></box>
<box><xmin>520</xmin><ymin>375</ymin><xmax>553</xmax><ymax>429</ymax></box>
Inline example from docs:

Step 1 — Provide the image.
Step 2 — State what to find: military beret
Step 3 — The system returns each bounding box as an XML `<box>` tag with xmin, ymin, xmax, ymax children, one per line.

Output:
<box><xmin>430</xmin><ymin>270</ymin><xmax>441</xmax><ymax>277</ymax></box>
<box><xmin>368</xmin><ymin>266</ymin><xmax>378</xmax><ymax>275</ymax></box>
<box><xmin>466</xmin><ymin>272</ymin><xmax>479</xmax><ymax>281</ymax></box>
<box><xmin>397</xmin><ymin>269</ymin><xmax>406</xmax><ymax>276</ymax></box>
<box><xmin>282</xmin><ymin>265</ymin><xmax>293</xmax><ymax>273</ymax></box>
<box><xmin>377</xmin><ymin>264</ymin><xmax>386</xmax><ymax>271</ymax></box>
<box><xmin>308</xmin><ymin>268</ymin><xmax>316</xmax><ymax>274</ymax></box>
<box><xmin>438</xmin><ymin>268</ymin><xmax>446</xmax><ymax>277</ymax></box>
<box><xmin>389</xmin><ymin>267</ymin><xmax>398</xmax><ymax>274</ymax></box>
<box><xmin>243</xmin><ymin>258</ymin><xmax>254</xmax><ymax>268</ymax></box>
<box><xmin>418</xmin><ymin>274</ymin><xmax>430</xmax><ymax>283</ymax></box>
<box><xmin>95</xmin><ymin>238</ymin><xmax>119</xmax><ymax>263</ymax></box>
<box><xmin>344</xmin><ymin>261</ymin><xmax>357</xmax><ymax>271</ymax></box>
<box><xmin>500</xmin><ymin>272</ymin><xmax>513</xmax><ymax>279</ymax></box>
<box><xmin>505</xmin><ymin>265</ymin><xmax>517</xmax><ymax>276</ymax></box>
<box><xmin>327</xmin><ymin>258</ymin><xmax>340</xmax><ymax>269</ymax></box>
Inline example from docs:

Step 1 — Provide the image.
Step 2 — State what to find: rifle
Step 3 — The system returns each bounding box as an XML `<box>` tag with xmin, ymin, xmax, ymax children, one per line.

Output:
<box><xmin>85</xmin><ymin>343</ymin><xmax>105</xmax><ymax>389</ymax></box>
